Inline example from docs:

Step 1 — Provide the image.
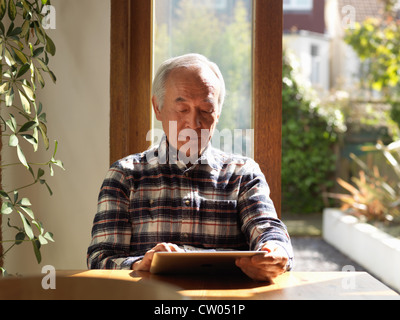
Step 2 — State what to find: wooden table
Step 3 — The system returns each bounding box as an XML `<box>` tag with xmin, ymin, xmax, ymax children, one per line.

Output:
<box><xmin>1</xmin><ymin>270</ymin><xmax>398</xmax><ymax>300</ymax></box>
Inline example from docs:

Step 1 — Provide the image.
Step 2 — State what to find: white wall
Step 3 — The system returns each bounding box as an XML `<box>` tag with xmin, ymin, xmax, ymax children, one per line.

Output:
<box><xmin>283</xmin><ymin>32</ymin><xmax>331</xmax><ymax>92</ymax></box>
<box><xmin>2</xmin><ymin>0</ymin><xmax>110</xmax><ymax>275</ymax></box>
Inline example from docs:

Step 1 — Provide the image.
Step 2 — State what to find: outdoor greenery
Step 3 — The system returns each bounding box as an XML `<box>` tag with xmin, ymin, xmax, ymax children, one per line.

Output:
<box><xmin>282</xmin><ymin>53</ymin><xmax>338</xmax><ymax>214</ymax></box>
<box><xmin>154</xmin><ymin>0</ymin><xmax>252</xmax><ymax>132</ymax></box>
<box><xmin>344</xmin><ymin>0</ymin><xmax>400</xmax><ymax>128</ymax></box>
<box><xmin>0</xmin><ymin>0</ymin><xmax>63</xmax><ymax>276</ymax></box>
<box><xmin>327</xmin><ymin>140</ymin><xmax>400</xmax><ymax>223</ymax></box>
<box><xmin>333</xmin><ymin>0</ymin><xmax>400</xmax><ymax>224</ymax></box>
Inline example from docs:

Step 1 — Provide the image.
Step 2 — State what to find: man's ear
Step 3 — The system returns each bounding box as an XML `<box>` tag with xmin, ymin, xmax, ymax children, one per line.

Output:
<box><xmin>152</xmin><ymin>96</ymin><xmax>162</xmax><ymax>121</ymax></box>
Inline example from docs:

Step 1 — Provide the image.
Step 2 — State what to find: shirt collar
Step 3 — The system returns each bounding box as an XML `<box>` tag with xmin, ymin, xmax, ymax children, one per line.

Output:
<box><xmin>156</xmin><ymin>134</ymin><xmax>220</xmax><ymax>170</ymax></box>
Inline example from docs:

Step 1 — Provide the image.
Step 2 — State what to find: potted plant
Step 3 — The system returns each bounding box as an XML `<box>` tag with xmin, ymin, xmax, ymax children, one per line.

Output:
<box><xmin>0</xmin><ymin>0</ymin><xmax>63</xmax><ymax>276</ymax></box>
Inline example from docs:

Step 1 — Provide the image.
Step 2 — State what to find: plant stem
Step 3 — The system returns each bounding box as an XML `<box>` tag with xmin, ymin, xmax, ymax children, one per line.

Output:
<box><xmin>8</xmin><ymin>181</ymin><xmax>38</xmax><ymax>194</ymax></box>
<box><xmin>0</xmin><ymin>161</ymin><xmax>51</xmax><ymax>169</ymax></box>
<box><xmin>0</xmin><ymin>243</ymin><xmax>16</xmax><ymax>261</ymax></box>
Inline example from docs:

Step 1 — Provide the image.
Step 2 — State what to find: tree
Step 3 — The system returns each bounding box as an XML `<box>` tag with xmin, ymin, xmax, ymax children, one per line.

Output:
<box><xmin>344</xmin><ymin>0</ymin><xmax>400</xmax><ymax>127</ymax></box>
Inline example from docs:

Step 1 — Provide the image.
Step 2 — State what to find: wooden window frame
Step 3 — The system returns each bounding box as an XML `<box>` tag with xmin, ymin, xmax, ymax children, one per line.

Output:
<box><xmin>110</xmin><ymin>0</ymin><xmax>283</xmax><ymax>217</ymax></box>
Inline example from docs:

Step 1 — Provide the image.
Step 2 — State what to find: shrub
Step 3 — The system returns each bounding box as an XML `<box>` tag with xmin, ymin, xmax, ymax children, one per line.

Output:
<box><xmin>282</xmin><ymin>53</ymin><xmax>338</xmax><ymax>213</ymax></box>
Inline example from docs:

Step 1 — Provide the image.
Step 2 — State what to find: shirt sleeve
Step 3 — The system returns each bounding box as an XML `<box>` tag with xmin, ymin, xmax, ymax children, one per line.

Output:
<box><xmin>87</xmin><ymin>164</ymin><xmax>139</xmax><ymax>270</ymax></box>
<box><xmin>237</xmin><ymin>159</ymin><xmax>294</xmax><ymax>270</ymax></box>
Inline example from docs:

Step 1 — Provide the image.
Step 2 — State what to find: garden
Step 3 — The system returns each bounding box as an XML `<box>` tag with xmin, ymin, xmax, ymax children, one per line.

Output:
<box><xmin>282</xmin><ymin>1</ymin><xmax>400</xmax><ymax>291</ymax></box>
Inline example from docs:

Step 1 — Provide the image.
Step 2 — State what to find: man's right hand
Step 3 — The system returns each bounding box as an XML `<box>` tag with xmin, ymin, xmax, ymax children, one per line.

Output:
<box><xmin>132</xmin><ymin>242</ymin><xmax>183</xmax><ymax>272</ymax></box>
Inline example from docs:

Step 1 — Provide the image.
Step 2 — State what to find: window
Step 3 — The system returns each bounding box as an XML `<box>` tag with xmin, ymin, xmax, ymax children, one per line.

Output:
<box><xmin>110</xmin><ymin>0</ymin><xmax>283</xmax><ymax>216</ymax></box>
<box><xmin>310</xmin><ymin>44</ymin><xmax>320</xmax><ymax>85</ymax></box>
<box><xmin>283</xmin><ymin>0</ymin><xmax>313</xmax><ymax>11</ymax></box>
<box><xmin>153</xmin><ymin>0</ymin><xmax>253</xmax><ymax>157</ymax></box>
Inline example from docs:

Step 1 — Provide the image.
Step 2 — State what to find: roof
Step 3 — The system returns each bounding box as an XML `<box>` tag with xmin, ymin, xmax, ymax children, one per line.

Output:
<box><xmin>337</xmin><ymin>0</ymin><xmax>385</xmax><ymax>22</ymax></box>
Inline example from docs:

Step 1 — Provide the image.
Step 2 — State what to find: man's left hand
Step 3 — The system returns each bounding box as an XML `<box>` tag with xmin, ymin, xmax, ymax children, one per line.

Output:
<box><xmin>235</xmin><ymin>242</ymin><xmax>289</xmax><ymax>282</ymax></box>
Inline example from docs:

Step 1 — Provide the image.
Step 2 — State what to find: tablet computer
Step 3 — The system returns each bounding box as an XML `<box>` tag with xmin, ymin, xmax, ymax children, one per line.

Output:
<box><xmin>150</xmin><ymin>251</ymin><xmax>265</xmax><ymax>275</ymax></box>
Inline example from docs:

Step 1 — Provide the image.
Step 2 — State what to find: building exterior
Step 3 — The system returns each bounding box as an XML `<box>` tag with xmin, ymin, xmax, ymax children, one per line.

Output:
<box><xmin>283</xmin><ymin>0</ymin><xmax>385</xmax><ymax>94</ymax></box>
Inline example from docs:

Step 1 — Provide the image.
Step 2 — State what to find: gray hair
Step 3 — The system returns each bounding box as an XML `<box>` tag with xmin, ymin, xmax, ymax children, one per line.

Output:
<box><xmin>152</xmin><ymin>53</ymin><xmax>226</xmax><ymax>112</ymax></box>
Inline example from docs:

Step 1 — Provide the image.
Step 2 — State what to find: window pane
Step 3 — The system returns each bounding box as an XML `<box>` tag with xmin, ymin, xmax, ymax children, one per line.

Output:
<box><xmin>153</xmin><ymin>0</ymin><xmax>254</xmax><ymax>157</ymax></box>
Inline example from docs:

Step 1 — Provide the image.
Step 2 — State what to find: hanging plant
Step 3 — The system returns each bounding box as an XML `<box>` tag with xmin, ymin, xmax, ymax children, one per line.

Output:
<box><xmin>0</xmin><ymin>0</ymin><xmax>63</xmax><ymax>276</ymax></box>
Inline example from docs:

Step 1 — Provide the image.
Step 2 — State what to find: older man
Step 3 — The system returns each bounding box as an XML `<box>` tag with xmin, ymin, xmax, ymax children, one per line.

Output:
<box><xmin>87</xmin><ymin>54</ymin><xmax>293</xmax><ymax>281</ymax></box>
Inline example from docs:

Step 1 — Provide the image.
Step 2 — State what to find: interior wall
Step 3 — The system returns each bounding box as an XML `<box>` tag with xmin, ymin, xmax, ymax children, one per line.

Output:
<box><xmin>2</xmin><ymin>0</ymin><xmax>111</xmax><ymax>275</ymax></box>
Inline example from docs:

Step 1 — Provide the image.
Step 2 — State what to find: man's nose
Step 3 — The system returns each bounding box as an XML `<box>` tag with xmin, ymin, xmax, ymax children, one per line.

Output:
<box><xmin>185</xmin><ymin>109</ymin><xmax>201</xmax><ymax>129</ymax></box>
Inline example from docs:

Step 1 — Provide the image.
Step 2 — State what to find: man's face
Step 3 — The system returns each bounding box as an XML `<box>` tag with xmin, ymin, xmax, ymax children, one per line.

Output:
<box><xmin>152</xmin><ymin>66</ymin><xmax>221</xmax><ymax>160</ymax></box>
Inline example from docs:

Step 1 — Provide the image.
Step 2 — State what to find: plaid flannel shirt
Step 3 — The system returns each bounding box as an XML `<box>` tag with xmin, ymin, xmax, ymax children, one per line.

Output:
<box><xmin>87</xmin><ymin>135</ymin><xmax>293</xmax><ymax>270</ymax></box>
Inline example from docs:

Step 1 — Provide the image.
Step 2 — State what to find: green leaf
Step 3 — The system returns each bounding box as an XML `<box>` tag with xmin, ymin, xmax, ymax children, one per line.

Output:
<box><xmin>32</xmin><ymin>127</ymin><xmax>39</xmax><ymax>151</ymax></box>
<box><xmin>48</xmin><ymin>70</ymin><xmax>56</xmax><ymax>83</ymax></box>
<box><xmin>45</xmin><ymin>34</ymin><xmax>55</xmax><ymax>56</ymax></box>
<box><xmin>0</xmin><ymin>190</ymin><xmax>10</xmax><ymax>201</ymax></box>
<box><xmin>0</xmin><ymin>82</ymin><xmax>9</xmax><ymax>94</ymax></box>
<box><xmin>16</xmin><ymin>144</ymin><xmax>29</xmax><ymax>168</ymax></box>
<box><xmin>21</xmin><ymin>134</ymin><xmax>38</xmax><ymax>147</ymax></box>
<box><xmin>1</xmin><ymin>202</ymin><xmax>13</xmax><ymax>214</ymax></box>
<box><xmin>5</xmin><ymin>86</ymin><xmax>14</xmax><ymax>106</ymax></box>
<box><xmin>20</xmin><ymin>205</ymin><xmax>34</xmax><ymax>219</ymax></box>
<box><xmin>22</xmin><ymin>82</ymin><xmax>35</xmax><ymax>101</ymax></box>
<box><xmin>38</xmin><ymin>234</ymin><xmax>47</xmax><ymax>245</ymax></box>
<box><xmin>32</xmin><ymin>220</ymin><xmax>43</xmax><ymax>234</ymax></box>
<box><xmin>33</xmin><ymin>21</ymin><xmax>45</xmax><ymax>44</ymax></box>
<box><xmin>16</xmin><ymin>63</ymin><xmax>30</xmax><ymax>78</ymax></box>
<box><xmin>37</xmin><ymin>168</ymin><xmax>45</xmax><ymax>179</ymax></box>
<box><xmin>6</xmin><ymin>21</ymin><xmax>14</xmax><ymax>36</ymax></box>
<box><xmin>39</xmin><ymin>122</ymin><xmax>49</xmax><ymax>149</ymax></box>
<box><xmin>0</xmin><ymin>0</ymin><xmax>6</xmax><ymax>21</ymax></box>
<box><xmin>7</xmin><ymin>0</ymin><xmax>16</xmax><ymax>21</ymax></box>
<box><xmin>19</xmin><ymin>89</ymin><xmax>31</xmax><ymax>113</ymax></box>
<box><xmin>15</xmin><ymin>232</ymin><xmax>25</xmax><ymax>245</ymax></box>
<box><xmin>19</xmin><ymin>197</ymin><xmax>32</xmax><ymax>206</ymax></box>
<box><xmin>32</xmin><ymin>46</ymin><xmax>44</xmax><ymax>58</ymax></box>
<box><xmin>44</xmin><ymin>232</ymin><xmax>54</xmax><ymax>242</ymax></box>
<box><xmin>32</xmin><ymin>238</ymin><xmax>41</xmax><ymax>263</ymax></box>
<box><xmin>19</xmin><ymin>120</ymin><xmax>37</xmax><ymax>132</ymax></box>
<box><xmin>6</xmin><ymin>113</ymin><xmax>17</xmax><ymax>132</ymax></box>
<box><xmin>52</xmin><ymin>158</ymin><xmax>64</xmax><ymax>170</ymax></box>
<box><xmin>4</xmin><ymin>47</ymin><xmax>15</xmax><ymax>66</ymax></box>
<box><xmin>8</xmin><ymin>133</ymin><xmax>18</xmax><ymax>147</ymax></box>
<box><xmin>21</xmin><ymin>19</ymin><xmax>30</xmax><ymax>38</ymax></box>
<box><xmin>18</xmin><ymin>211</ymin><xmax>33</xmax><ymax>239</ymax></box>
<box><xmin>7</xmin><ymin>26</ymin><xmax>21</xmax><ymax>37</ymax></box>
<box><xmin>12</xmin><ymin>48</ymin><xmax>28</xmax><ymax>64</ymax></box>
<box><xmin>40</xmin><ymin>179</ymin><xmax>53</xmax><ymax>196</ymax></box>
<box><xmin>36</xmin><ymin>57</ymin><xmax>49</xmax><ymax>72</ymax></box>
<box><xmin>34</xmin><ymin>65</ymin><xmax>45</xmax><ymax>88</ymax></box>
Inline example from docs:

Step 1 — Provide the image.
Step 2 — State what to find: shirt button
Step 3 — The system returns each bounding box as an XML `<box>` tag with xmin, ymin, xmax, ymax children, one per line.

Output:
<box><xmin>185</xmin><ymin>200</ymin><xmax>190</xmax><ymax>206</ymax></box>
<box><xmin>184</xmin><ymin>172</ymin><xmax>189</xmax><ymax>177</ymax></box>
<box><xmin>149</xmin><ymin>199</ymin><xmax>154</xmax><ymax>206</ymax></box>
<box><xmin>182</xmin><ymin>233</ymin><xmax>189</xmax><ymax>241</ymax></box>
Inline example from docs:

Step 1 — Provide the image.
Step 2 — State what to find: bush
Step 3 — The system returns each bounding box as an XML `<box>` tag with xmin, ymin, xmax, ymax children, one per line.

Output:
<box><xmin>282</xmin><ymin>54</ymin><xmax>338</xmax><ymax>213</ymax></box>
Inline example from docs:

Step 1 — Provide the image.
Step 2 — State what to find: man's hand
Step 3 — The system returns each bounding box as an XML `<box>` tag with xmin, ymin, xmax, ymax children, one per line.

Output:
<box><xmin>132</xmin><ymin>242</ymin><xmax>184</xmax><ymax>272</ymax></box>
<box><xmin>235</xmin><ymin>242</ymin><xmax>289</xmax><ymax>282</ymax></box>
